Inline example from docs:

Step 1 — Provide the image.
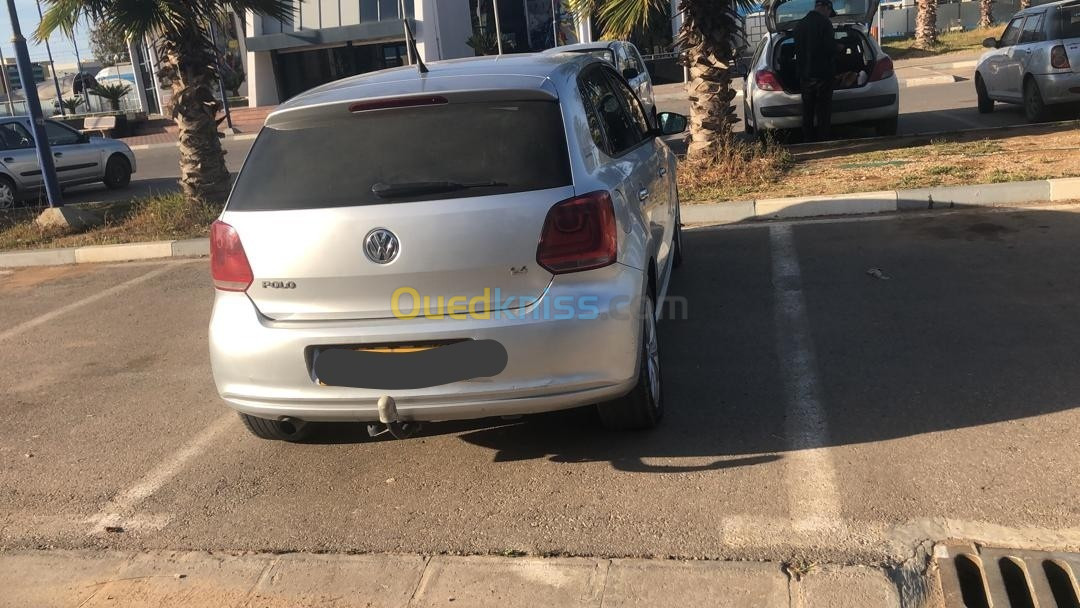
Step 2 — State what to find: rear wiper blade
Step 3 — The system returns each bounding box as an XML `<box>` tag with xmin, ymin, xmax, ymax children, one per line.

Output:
<box><xmin>371</xmin><ymin>180</ymin><xmax>507</xmax><ymax>198</ymax></box>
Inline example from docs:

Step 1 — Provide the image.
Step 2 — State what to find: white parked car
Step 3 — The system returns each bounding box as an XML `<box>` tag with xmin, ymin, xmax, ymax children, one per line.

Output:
<box><xmin>546</xmin><ymin>41</ymin><xmax>659</xmax><ymax>120</ymax></box>
<box><xmin>742</xmin><ymin>0</ymin><xmax>900</xmax><ymax>136</ymax></box>
<box><xmin>208</xmin><ymin>53</ymin><xmax>687</xmax><ymax>441</ymax></box>
<box><xmin>975</xmin><ymin>0</ymin><xmax>1080</xmax><ymax>122</ymax></box>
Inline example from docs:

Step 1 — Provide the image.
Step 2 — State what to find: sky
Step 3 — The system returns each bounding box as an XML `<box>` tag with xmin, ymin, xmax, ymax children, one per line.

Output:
<box><xmin>0</xmin><ymin>0</ymin><xmax>93</xmax><ymax>67</ymax></box>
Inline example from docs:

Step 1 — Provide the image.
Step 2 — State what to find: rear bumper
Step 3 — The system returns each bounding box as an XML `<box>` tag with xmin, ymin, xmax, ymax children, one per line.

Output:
<box><xmin>209</xmin><ymin>263</ymin><xmax>645</xmax><ymax>422</ymax></box>
<box><xmin>752</xmin><ymin>81</ymin><xmax>899</xmax><ymax>130</ymax></box>
<box><xmin>1032</xmin><ymin>72</ymin><xmax>1080</xmax><ymax>105</ymax></box>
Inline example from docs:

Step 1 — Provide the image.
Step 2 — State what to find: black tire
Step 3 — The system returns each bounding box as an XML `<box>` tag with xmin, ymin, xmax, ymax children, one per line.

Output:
<box><xmin>239</xmin><ymin>413</ymin><xmax>314</xmax><ymax>442</ymax></box>
<box><xmin>103</xmin><ymin>154</ymin><xmax>131</xmax><ymax>189</ymax></box>
<box><xmin>743</xmin><ymin>102</ymin><xmax>755</xmax><ymax>135</ymax></box>
<box><xmin>597</xmin><ymin>293</ymin><xmax>664</xmax><ymax>430</ymax></box>
<box><xmin>975</xmin><ymin>74</ymin><xmax>994</xmax><ymax>114</ymax></box>
<box><xmin>1024</xmin><ymin>77</ymin><xmax>1048</xmax><ymax>123</ymax></box>
<box><xmin>875</xmin><ymin>116</ymin><xmax>899</xmax><ymax>137</ymax></box>
<box><xmin>0</xmin><ymin>176</ymin><xmax>16</xmax><ymax>211</ymax></box>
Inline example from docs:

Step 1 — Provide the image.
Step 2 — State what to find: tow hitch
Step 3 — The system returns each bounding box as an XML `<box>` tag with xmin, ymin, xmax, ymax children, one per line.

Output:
<box><xmin>366</xmin><ymin>395</ymin><xmax>422</xmax><ymax>440</ymax></box>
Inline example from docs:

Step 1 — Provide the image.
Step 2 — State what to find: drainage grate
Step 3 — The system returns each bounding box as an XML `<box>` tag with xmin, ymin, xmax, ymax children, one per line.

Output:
<box><xmin>938</xmin><ymin>544</ymin><xmax>1080</xmax><ymax>608</ymax></box>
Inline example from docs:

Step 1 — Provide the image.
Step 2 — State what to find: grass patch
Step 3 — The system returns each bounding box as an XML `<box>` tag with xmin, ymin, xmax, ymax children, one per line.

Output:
<box><xmin>677</xmin><ymin>137</ymin><xmax>793</xmax><ymax>202</ymax></box>
<box><xmin>0</xmin><ymin>192</ymin><xmax>220</xmax><ymax>251</ymax></box>
<box><xmin>928</xmin><ymin>138</ymin><xmax>1002</xmax><ymax>156</ymax></box>
<box><xmin>882</xmin><ymin>25</ymin><xmax>1005</xmax><ymax>61</ymax></box>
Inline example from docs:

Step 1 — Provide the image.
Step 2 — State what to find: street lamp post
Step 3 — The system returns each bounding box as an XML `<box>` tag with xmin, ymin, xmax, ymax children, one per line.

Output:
<box><xmin>5</xmin><ymin>0</ymin><xmax>62</xmax><ymax>207</ymax></box>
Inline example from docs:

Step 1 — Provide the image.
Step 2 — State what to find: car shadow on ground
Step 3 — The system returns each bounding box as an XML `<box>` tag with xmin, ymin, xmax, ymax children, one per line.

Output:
<box><xmin>309</xmin><ymin>208</ymin><xmax>1080</xmax><ymax>473</ymax></box>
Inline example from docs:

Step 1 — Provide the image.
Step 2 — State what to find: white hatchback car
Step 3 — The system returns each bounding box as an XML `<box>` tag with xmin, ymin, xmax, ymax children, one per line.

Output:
<box><xmin>208</xmin><ymin>53</ymin><xmax>687</xmax><ymax>441</ymax></box>
<box><xmin>742</xmin><ymin>0</ymin><xmax>900</xmax><ymax>136</ymax></box>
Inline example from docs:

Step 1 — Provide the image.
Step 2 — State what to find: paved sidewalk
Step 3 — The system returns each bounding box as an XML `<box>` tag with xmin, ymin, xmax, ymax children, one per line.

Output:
<box><xmin>1</xmin><ymin>549</ymin><xmax>915</xmax><ymax>608</ymax></box>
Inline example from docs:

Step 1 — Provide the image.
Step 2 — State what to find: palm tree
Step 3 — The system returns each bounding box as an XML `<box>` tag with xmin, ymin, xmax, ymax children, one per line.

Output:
<box><xmin>978</xmin><ymin>0</ymin><xmax>994</xmax><ymax>29</ymax></box>
<box><xmin>570</xmin><ymin>0</ymin><xmax>749</xmax><ymax>159</ymax></box>
<box><xmin>915</xmin><ymin>0</ymin><xmax>938</xmax><ymax>48</ymax></box>
<box><xmin>59</xmin><ymin>96</ymin><xmax>83</xmax><ymax>115</ymax></box>
<box><xmin>89</xmin><ymin>82</ymin><xmax>132</xmax><ymax>112</ymax></box>
<box><xmin>36</xmin><ymin>0</ymin><xmax>292</xmax><ymax>204</ymax></box>
<box><xmin>1019</xmin><ymin>0</ymin><xmax>1030</xmax><ymax>9</ymax></box>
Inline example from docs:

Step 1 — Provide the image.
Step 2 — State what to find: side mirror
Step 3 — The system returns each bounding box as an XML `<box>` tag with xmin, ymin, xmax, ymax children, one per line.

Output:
<box><xmin>622</xmin><ymin>67</ymin><xmax>639</xmax><ymax>80</ymax></box>
<box><xmin>983</xmin><ymin>37</ymin><xmax>998</xmax><ymax>48</ymax></box>
<box><xmin>656</xmin><ymin>112</ymin><xmax>688</xmax><ymax>136</ymax></box>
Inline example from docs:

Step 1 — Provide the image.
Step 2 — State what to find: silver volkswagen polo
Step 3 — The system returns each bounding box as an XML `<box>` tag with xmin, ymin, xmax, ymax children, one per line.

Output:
<box><xmin>208</xmin><ymin>53</ymin><xmax>687</xmax><ymax>441</ymax></box>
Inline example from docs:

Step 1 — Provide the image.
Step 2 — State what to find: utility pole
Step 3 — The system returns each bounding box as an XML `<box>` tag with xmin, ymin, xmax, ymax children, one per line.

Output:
<box><xmin>0</xmin><ymin>45</ymin><xmax>15</xmax><ymax>116</ymax></box>
<box><xmin>5</xmin><ymin>0</ymin><xmax>62</xmax><ymax>206</ymax></box>
<box><xmin>207</xmin><ymin>18</ymin><xmax>234</xmax><ymax>132</ymax></box>
<box><xmin>492</xmin><ymin>0</ymin><xmax>504</xmax><ymax>54</ymax></box>
<box><xmin>71</xmin><ymin>34</ymin><xmax>89</xmax><ymax>112</ymax></box>
<box><xmin>35</xmin><ymin>0</ymin><xmax>65</xmax><ymax>116</ymax></box>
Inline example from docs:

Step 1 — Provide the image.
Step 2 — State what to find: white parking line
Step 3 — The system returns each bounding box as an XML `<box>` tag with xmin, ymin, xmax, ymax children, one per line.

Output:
<box><xmin>90</xmin><ymin>413</ymin><xmax>237</xmax><ymax>534</ymax></box>
<box><xmin>0</xmin><ymin>262</ymin><xmax>190</xmax><ymax>344</ymax></box>
<box><xmin>769</xmin><ymin>224</ymin><xmax>844</xmax><ymax>532</ymax></box>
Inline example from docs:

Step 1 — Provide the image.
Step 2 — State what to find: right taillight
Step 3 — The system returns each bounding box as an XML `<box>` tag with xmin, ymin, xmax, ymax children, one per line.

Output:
<box><xmin>536</xmin><ymin>191</ymin><xmax>617</xmax><ymax>274</ymax></box>
<box><xmin>1051</xmin><ymin>45</ymin><xmax>1070</xmax><ymax>69</ymax></box>
<box><xmin>755</xmin><ymin>69</ymin><xmax>783</xmax><ymax>91</ymax></box>
<box><xmin>870</xmin><ymin>56</ymin><xmax>895</xmax><ymax>82</ymax></box>
<box><xmin>210</xmin><ymin>220</ymin><xmax>253</xmax><ymax>291</ymax></box>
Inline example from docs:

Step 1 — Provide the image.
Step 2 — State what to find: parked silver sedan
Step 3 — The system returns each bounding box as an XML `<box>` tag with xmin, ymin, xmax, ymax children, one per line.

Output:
<box><xmin>0</xmin><ymin>117</ymin><xmax>136</xmax><ymax>209</ymax></box>
<box><xmin>208</xmin><ymin>53</ymin><xmax>688</xmax><ymax>441</ymax></box>
<box><xmin>546</xmin><ymin>41</ymin><xmax>659</xmax><ymax>120</ymax></box>
<box><xmin>742</xmin><ymin>0</ymin><xmax>900</xmax><ymax>136</ymax></box>
<box><xmin>975</xmin><ymin>0</ymin><xmax>1080</xmax><ymax>122</ymax></box>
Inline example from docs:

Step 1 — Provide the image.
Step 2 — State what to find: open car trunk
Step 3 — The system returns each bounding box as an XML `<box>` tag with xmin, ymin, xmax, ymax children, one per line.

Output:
<box><xmin>773</xmin><ymin>26</ymin><xmax>878</xmax><ymax>93</ymax></box>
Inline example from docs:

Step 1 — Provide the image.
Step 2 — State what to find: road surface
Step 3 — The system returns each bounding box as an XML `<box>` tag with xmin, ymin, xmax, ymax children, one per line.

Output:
<box><xmin>2</xmin><ymin>206</ymin><xmax>1077</xmax><ymax>565</ymax></box>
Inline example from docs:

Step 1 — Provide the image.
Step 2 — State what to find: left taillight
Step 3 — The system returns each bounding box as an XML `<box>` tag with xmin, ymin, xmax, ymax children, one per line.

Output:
<box><xmin>1051</xmin><ymin>45</ymin><xmax>1070</xmax><ymax>69</ymax></box>
<box><xmin>210</xmin><ymin>220</ymin><xmax>253</xmax><ymax>292</ymax></box>
<box><xmin>870</xmin><ymin>56</ymin><xmax>895</xmax><ymax>82</ymax></box>
<box><xmin>536</xmin><ymin>191</ymin><xmax>618</xmax><ymax>274</ymax></box>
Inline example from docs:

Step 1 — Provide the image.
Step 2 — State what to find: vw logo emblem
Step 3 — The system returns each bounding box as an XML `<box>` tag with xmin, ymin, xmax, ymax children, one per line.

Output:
<box><xmin>364</xmin><ymin>228</ymin><xmax>400</xmax><ymax>264</ymax></box>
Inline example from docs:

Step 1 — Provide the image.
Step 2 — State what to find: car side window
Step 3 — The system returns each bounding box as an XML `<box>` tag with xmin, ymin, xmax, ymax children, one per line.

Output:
<box><xmin>614</xmin><ymin>44</ymin><xmax>634</xmax><ymax>76</ymax></box>
<box><xmin>1000</xmin><ymin>16</ymin><xmax>1025</xmax><ymax>47</ymax></box>
<box><xmin>0</xmin><ymin>122</ymin><xmax>34</xmax><ymax>150</ymax></box>
<box><xmin>603</xmin><ymin>70</ymin><xmax>651</xmax><ymax>138</ymax></box>
<box><xmin>44</xmin><ymin>120</ymin><xmax>81</xmax><ymax>146</ymax></box>
<box><xmin>578</xmin><ymin>67</ymin><xmax>643</xmax><ymax>157</ymax></box>
<box><xmin>629</xmin><ymin>45</ymin><xmax>647</xmax><ymax>76</ymax></box>
<box><xmin>1020</xmin><ymin>13</ymin><xmax>1044</xmax><ymax>43</ymax></box>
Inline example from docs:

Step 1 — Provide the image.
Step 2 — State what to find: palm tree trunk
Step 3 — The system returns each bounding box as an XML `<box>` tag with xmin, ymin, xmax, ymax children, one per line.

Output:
<box><xmin>677</xmin><ymin>0</ymin><xmax>741</xmax><ymax>159</ymax></box>
<box><xmin>915</xmin><ymin>0</ymin><xmax>938</xmax><ymax>48</ymax></box>
<box><xmin>979</xmin><ymin>0</ymin><xmax>994</xmax><ymax>28</ymax></box>
<box><xmin>157</xmin><ymin>32</ymin><xmax>231</xmax><ymax>204</ymax></box>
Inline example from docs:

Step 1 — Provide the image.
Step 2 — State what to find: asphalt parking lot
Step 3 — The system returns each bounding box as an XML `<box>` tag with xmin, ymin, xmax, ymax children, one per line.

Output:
<box><xmin>2</xmin><ymin>206</ymin><xmax>1078</xmax><ymax>566</ymax></box>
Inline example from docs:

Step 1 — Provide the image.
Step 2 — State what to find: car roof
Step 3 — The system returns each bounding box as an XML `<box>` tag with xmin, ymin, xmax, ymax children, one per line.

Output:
<box><xmin>1017</xmin><ymin>0</ymin><xmax>1078</xmax><ymax>14</ymax></box>
<box><xmin>272</xmin><ymin>53</ymin><xmax>599</xmax><ymax>117</ymax></box>
<box><xmin>545</xmin><ymin>42</ymin><xmax>619</xmax><ymax>53</ymax></box>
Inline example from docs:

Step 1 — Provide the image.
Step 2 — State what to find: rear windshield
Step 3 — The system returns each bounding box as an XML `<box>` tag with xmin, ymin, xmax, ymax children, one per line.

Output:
<box><xmin>775</xmin><ymin>0</ymin><xmax>870</xmax><ymax>23</ymax></box>
<box><xmin>1060</xmin><ymin>5</ymin><xmax>1080</xmax><ymax>38</ymax></box>
<box><xmin>571</xmin><ymin>49</ymin><xmax>616</xmax><ymax>65</ymax></box>
<box><xmin>228</xmin><ymin>100</ymin><xmax>571</xmax><ymax>211</ymax></box>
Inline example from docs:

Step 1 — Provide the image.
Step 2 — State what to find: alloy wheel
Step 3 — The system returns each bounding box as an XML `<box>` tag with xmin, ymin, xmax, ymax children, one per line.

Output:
<box><xmin>0</xmin><ymin>183</ymin><xmax>14</xmax><ymax>210</ymax></box>
<box><xmin>644</xmin><ymin>297</ymin><xmax>661</xmax><ymax>408</ymax></box>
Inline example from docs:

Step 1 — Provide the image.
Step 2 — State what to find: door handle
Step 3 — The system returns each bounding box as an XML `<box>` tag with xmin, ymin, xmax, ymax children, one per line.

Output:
<box><xmin>53</xmin><ymin>152</ymin><xmax>62</xmax><ymax>157</ymax></box>
<box><xmin>658</xmin><ymin>167</ymin><xmax>667</xmax><ymax>177</ymax></box>
<box><xmin>638</xmin><ymin>188</ymin><xmax>650</xmax><ymax>201</ymax></box>
<box><xmin>2</xmin><ymin>157</ymin><xmax>12</xmax><ymax>163</ymax></box>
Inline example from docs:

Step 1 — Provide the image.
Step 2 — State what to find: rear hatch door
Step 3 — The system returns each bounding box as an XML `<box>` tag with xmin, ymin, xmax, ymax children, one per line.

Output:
<box><xmin>766</xmin><ymin>0</ymin><xmax>879</xmax><ymax>32</ymax></box>
<box><xmin>1058</xmin><ymin>3</ymin><xmax>1080</xmax><ymax>72</ymax></box>
<box><xmin>224</xmin><ymin>93</ymin><xmax>574</xmax><ymax>321</ymax></box>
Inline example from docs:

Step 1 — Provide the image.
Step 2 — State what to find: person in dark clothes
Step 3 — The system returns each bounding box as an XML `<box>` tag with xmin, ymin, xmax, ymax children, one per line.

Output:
<box><xmin>793</xmin><ymin>0</ymin><xmax>838</xmax><ymax>141</ymax></box>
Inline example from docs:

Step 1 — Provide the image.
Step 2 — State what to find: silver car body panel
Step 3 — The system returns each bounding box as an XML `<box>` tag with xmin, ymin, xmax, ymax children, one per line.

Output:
<box><xmin>210</xmin><ymin>53</ymin><xmax>679</xmax><ymax>423</ymax></box>
<box><xmin>976</xmin><ymin>0</ymin><xmax>1080</xmax><ymax>106</ymax></box>
<box><xmin>0</xmin><ymin>117</ymin><xmax>136</xmax><ymax>196</ymax></box>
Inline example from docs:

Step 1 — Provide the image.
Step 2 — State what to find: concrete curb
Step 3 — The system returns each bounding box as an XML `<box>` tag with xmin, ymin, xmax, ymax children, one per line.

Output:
<box><xmin>0</xmin><ymin>549</ymin><xmax>907</xmax><ymax>608</ymax></box>
<box><xmin>0</xmin><ymin>237</ymin><xmax>209</xmax><ymax>268</ymax></box>
<box><xmin>902</xmin><ymin>74</ymin><xmax>962</xmax><ymax>87</ymax></box>
<box><xmin>685</xmin><ymin>176</ymin><xmax>1080</xmax><ymax>224</ymax></box>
